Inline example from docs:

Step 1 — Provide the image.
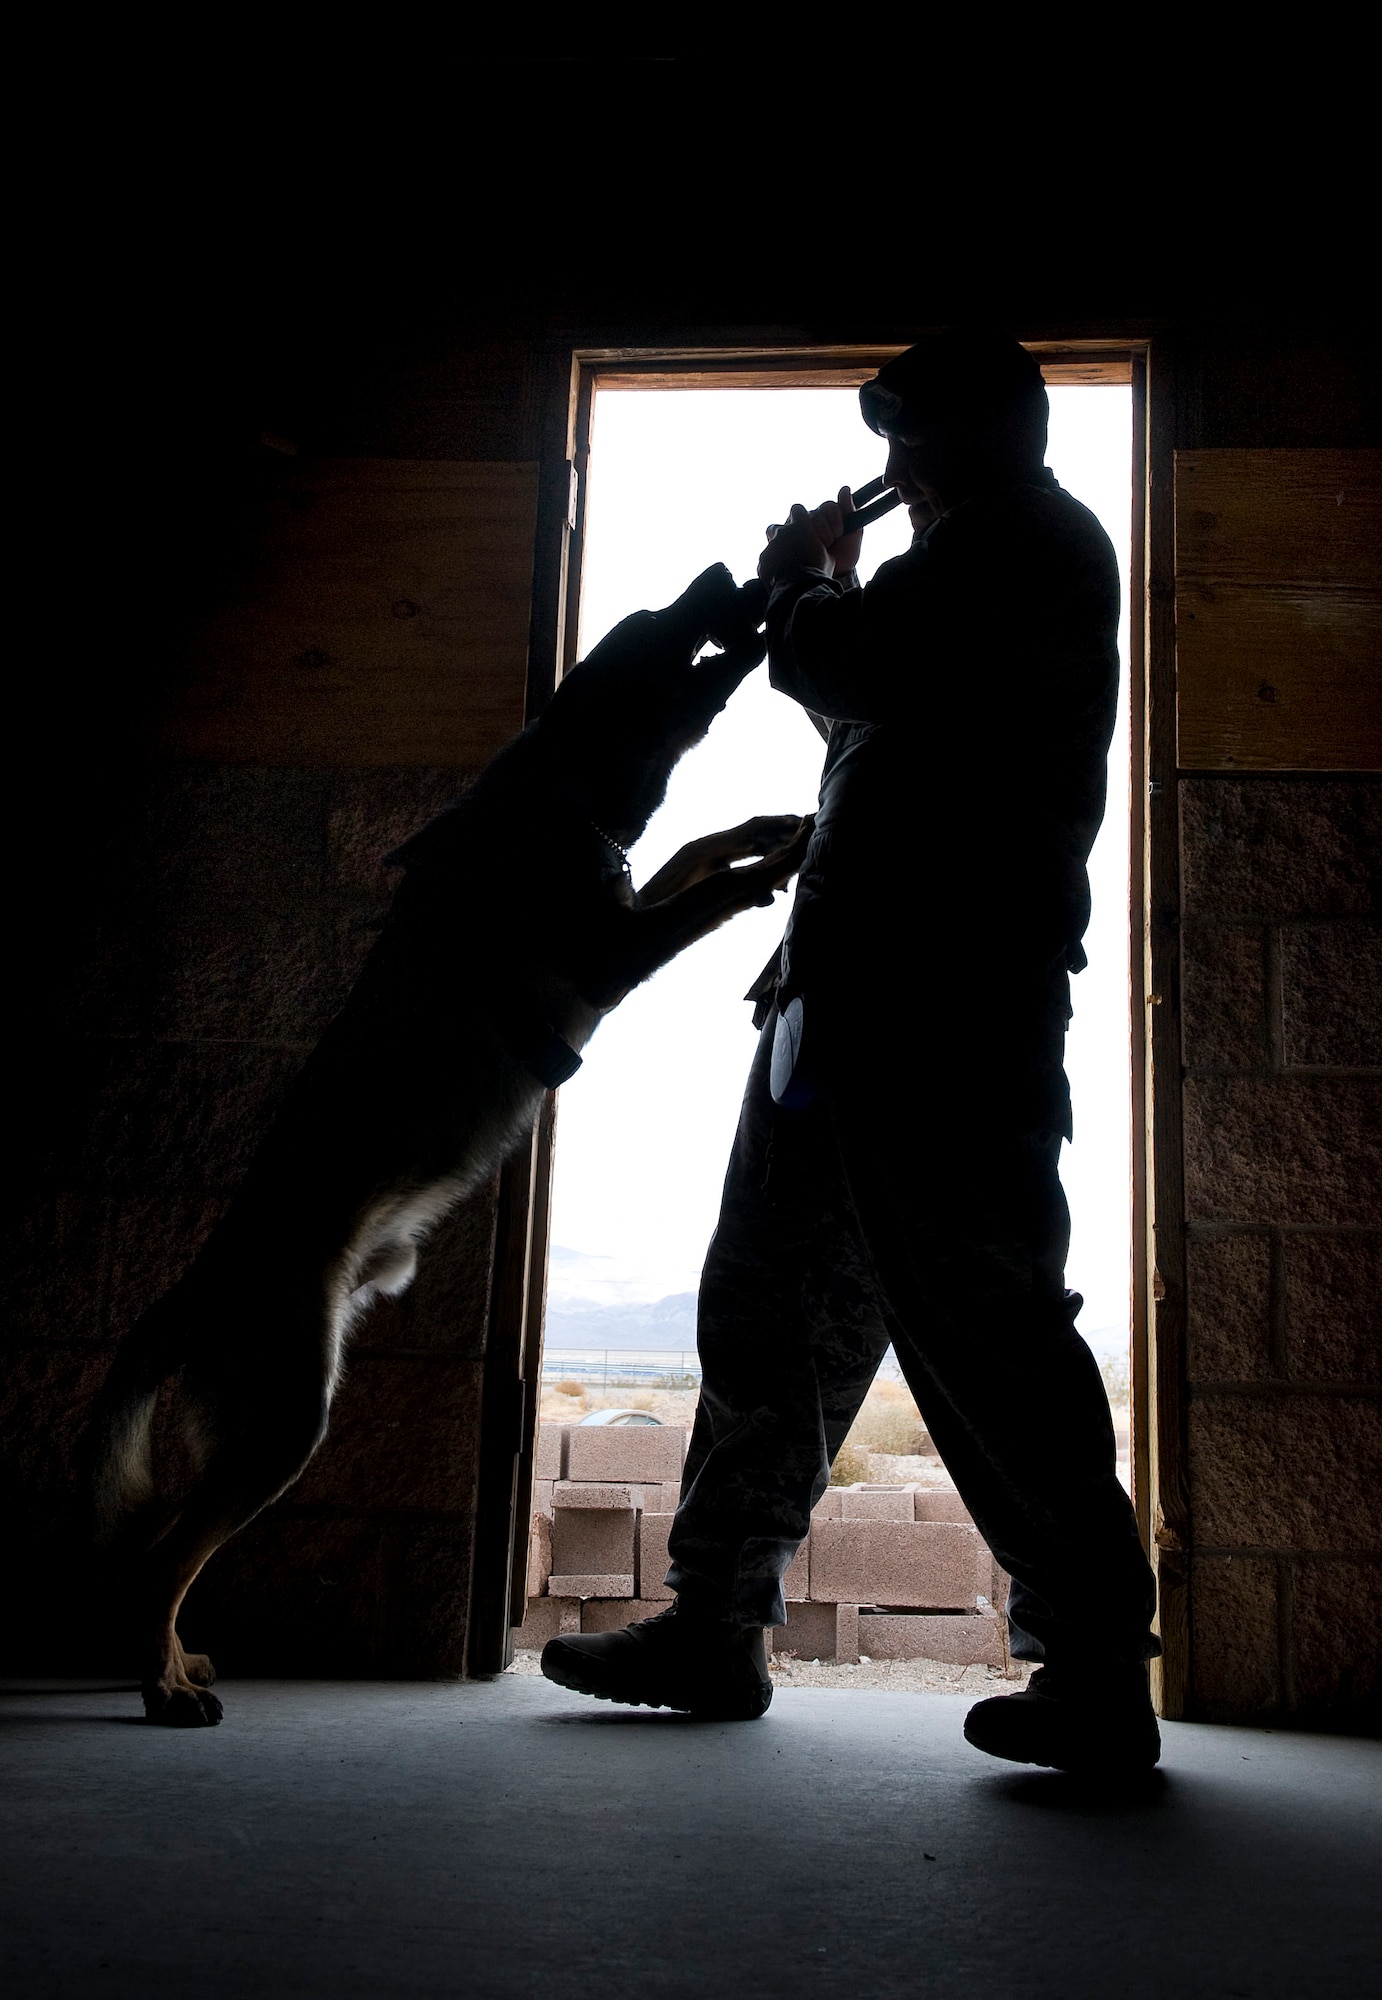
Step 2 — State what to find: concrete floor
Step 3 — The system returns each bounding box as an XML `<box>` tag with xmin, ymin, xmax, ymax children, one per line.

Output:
<box><xmin>2</xmin><ymin>1679</ymin><xmax>1378</xmax><ymax>1999</ymax></box>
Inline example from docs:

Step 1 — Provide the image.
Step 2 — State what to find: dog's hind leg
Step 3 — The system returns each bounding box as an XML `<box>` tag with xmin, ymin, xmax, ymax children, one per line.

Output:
<box><xmin>136</xmin><ymin>1355</ymin><xmax>333</xmax><ymax>1726</ymax></box>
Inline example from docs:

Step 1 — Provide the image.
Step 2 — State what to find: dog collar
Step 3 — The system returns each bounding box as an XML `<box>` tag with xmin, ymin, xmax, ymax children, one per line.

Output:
<box><xmin>588</xmin><ymin>818</ymin><xmax>631</xmax><ymax>870</ymax></box>
<box><xmin>499</xmin><ymin>1014</ymin><xmax>583</xmax><ymax>1090</ymax></box>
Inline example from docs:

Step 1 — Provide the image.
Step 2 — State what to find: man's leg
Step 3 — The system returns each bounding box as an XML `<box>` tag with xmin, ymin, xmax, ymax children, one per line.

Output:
<box><xmin>667</xmin><ymin>1016</ymin><xmax>891</xmax><ymax>1626</ymax></box>
<box><xmin>541</xmin><ymin>1015</ymin><xmax>890</xmax><ymax>1712</ymax></box>
<box><xmin>833</xmin><ymin>1082</ymin><xmax>1160</xmax><ymax>1769</ymax></box>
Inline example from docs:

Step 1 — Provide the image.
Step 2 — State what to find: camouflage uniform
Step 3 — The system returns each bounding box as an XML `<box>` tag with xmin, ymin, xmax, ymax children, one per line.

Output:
<box><xmin>666</xmin><ymin>471</ymin><xmax>1159</xmax><ymax>1666</ymax></box>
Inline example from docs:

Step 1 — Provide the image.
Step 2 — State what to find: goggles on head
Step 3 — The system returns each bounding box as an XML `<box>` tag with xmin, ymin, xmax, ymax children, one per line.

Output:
<box><xmin>859</xmin><ymin>377</ymin><xmax>908</xmax><ymax>439</ymax></box>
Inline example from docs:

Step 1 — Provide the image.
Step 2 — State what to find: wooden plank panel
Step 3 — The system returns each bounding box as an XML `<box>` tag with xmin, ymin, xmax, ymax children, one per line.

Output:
<box><xmin>1175</xmin><ymin>450</ymin><xmax>1382</xmax><ymax>771</ymax></box>
<box><xmin>161</xmin><ymin>460</ymin><xmax>540</xmax><ymax>766</ymax></box>
<box><xmin>594</xmin><ymin>356</ymin><xmax>1132</xmax><ymax>391</ymax></box>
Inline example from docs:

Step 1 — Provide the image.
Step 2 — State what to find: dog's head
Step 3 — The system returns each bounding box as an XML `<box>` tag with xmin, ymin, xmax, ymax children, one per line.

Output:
<box><xmin>541</xmin><ymin>564</ymin><xmax>769</xmax><ymax>841</ymax></box>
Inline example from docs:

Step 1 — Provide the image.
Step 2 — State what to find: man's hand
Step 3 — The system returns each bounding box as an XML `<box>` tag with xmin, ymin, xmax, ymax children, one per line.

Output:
<box><xmin>759</xmin><ymin>487</ymin><xmax>864</xmax><ymax>583</ymax></box>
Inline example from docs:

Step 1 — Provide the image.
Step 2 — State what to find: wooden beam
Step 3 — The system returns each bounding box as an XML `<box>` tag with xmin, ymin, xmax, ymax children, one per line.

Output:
<box><xmin>1146</xmin><ymin>343</ymin><xmax>1192</xmax><ymax>1720</ymax></box>
<box><xmin>592</xmin><ymin>348</ymin><xmax>1133</xmax><ymax>392</ymax></box>
<box><xmin>1175</xmin><ymin>449</ymin><xmax>1382</xmax><ymax>772</ymax></box>
<box><xmin>160</xmin><ymin>460</ymin><xmax>540</xmax><ymax>767</ymax></box>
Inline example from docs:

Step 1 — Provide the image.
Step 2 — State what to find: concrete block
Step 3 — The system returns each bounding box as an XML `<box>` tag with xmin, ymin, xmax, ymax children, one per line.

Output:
<box><xmin>526</xmin><ymin>1513</ymin><xmax>552</xmax><ymax>1600</ymax></box>
<box><xmin>1186</xmin><ymin>1231</ymin><xmax>1272</xmax><ymax>1382</ymax></box>
<box><xmin>1188</xmin><ymin>1553</ymin><xmax>1281</xmax><ymax>1720</ymax></box>
<box><xmin>292</xmin><ymin>1354</ymin><xmax>480</xmax><ymax>1512</ymax></box>
<box><xmin>1291</xmin><ymin>1556</ymin><xmax>1382</xmax><ymax>1721</ymax></box>
<box><xmin>1180</xmin><ymin>922</ymin><xmax>1268</xmax><ymax>1069</ymax></box>
<box><xmin>1285</xmin><ymin>1231</ymin><xmax>1382</xmax><ymax>1382</ymax></box>
<box><xmin>775</xmin><ymin>1601</ymin><xmax>838</xmax><ymax>1660</ymax></box>
<box><xmin>811</xmin><ymin>1490</ymin><xmax>843</xmax><ymax>1520</ymax></box>
<box><xmin>840</xmin><ymin>1487</ymin><xmax>914</xmax><ymax>1520</ymax></box>
<box><xmin>1183</xmin><ymin>1075</ymin><xmax>1382</xmax><ymax>1226</ymax></box>
<box><xmin>986</xmin><ymin>1559</ymin><xmax>1011</xmax><ymax>1625</ymax></box>
<box><xmin>638</xmin><ymin>1513</ymin><xmax>675</xmax><ymax>1601</ymax></box>
<box><xmin>859</xmin><ymin>1614</ymin><xmax>1004</xmax><ymax>1667</ymax></box>
<box><xmin>533</xmin><ymin>1479</ymin><xmax>554</xmax><ymax>1517</ymax></box>
<box><xmin>565</xmin><ymin>1424</ymin><xmax>686</xmax><ymax>1484</ymax></box>
<box><xmin>548</xmin><ymin>1575</ymin><xmax>635</xmax><ymax>1599</ymax></box>
<box><xmin>1189</xmin><ymin>1392</ymin><xmax>1382</xmax><ymax>1550</ymax></box>
<box><xmin>1282</xmin><ymin>922</ymin><xmax>1382</xmax><ymax>1068</ymax></box>
<box><xmin>552</xmin><ymin>1503</ymin><xmax>636</xmax><ymax>1579</ymax></box>
<box><xmin>551</xmin><ymin>1482</ymin><xmax>640</xmax><ymax>1509</ymax></box>
<box><xmin>581</xmin><ymin>1598</ymin><xmax>672</xmax><ymax>1633</ymax></box>
<box><xmin>836</xmin><ymin>1604</ymin><xmax>860</xmax><ymax>1665</ymax></box>
<box><xmin>326</xmin><ymin>767</ymin><xmax>469</xmax><ymax>895</ymax></box>
<box><xmin>658</xmin><ymin>1481</ymin><xmax>684</xmax><ymax>1511</ymax></box>
<box><xmin>783</xmin><ymin>1536</ymin><xmax>810</xmax><ymax>1602</ymax></box>
<box><xmin>535</xmin><ymin>1424</ymin><xmax>567</xmax><ymax>1480</ymax></box>
<box><xmin>914</xmin><ymin>1490</ymin><xmax>974</xmax><ymax>1524</ymax></box>
<box><xmin>513</xmin><ymin>1596</ymin><xmax>568</xmax><ymax>1648</ymax></box>
<box><xmin>1180</xmin><ymin>778</ymin><xmax>1382</xmax><ymax>920</ymax></box>
<box><xmin>808</xmin><ymin>1519</ymin><xmax>990</xmax><ymax>1609</ymax></box>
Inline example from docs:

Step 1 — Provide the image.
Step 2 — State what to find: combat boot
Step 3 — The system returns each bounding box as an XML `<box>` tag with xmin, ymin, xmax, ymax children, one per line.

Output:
<box><xmin>963</xmin><ymin>1663</ymin><xmax>1161</xmax><ymax>1774</ymax></box>
<box><xmin>540</xmin><ymin>1599</ymin><xmax>773</xmax><ymax>1720</ymax></box>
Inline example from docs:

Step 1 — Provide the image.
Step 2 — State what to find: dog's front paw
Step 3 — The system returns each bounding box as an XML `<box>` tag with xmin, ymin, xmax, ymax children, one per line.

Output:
<box><xmin>179</xmin><ymin>1652</ymin><xmax>217</xmax><ymax>1688</ymax></box>
<box><xmin>743</xmin><ymin>813</ymin><xmax>809</xmax><ymax>855</ymax></box>
<box><xmin>143</xmin><ymin>1676</ymin><xmax>224</xmax><ymax>1727</ymax></box>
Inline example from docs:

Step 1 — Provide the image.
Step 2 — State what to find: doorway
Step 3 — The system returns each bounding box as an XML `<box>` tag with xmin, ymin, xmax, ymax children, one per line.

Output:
<box><xmin>510</xmin><ymin>352</ymin><xmax>1143</xmax><ymax>1676</ymax></box>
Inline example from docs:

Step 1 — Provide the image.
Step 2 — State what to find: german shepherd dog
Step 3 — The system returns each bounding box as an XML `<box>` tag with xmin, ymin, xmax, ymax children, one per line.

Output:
<box><xmin>87</xmin><ymin>563</ymin><xmax>810</xmax><ymax>1726</ymax></box>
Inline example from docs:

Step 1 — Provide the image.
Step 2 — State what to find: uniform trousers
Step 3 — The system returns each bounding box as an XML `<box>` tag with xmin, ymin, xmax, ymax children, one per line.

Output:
<box><xmin>664</xmin><ymin>1006</ymin><xmax>1159</xmax><ymax>1665</ymax></box>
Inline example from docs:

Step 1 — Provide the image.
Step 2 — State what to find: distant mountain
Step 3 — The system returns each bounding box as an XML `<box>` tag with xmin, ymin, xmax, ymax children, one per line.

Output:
<box><xmin>543</xmin><ymin>1292</ymin><xmax>698</xmax><ymax>1350</ymax></box>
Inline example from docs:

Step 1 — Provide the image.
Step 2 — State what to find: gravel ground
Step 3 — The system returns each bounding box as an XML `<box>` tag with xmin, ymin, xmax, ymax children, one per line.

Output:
<box><xmin>508</xmin><ymin>1649</ymin><xmax>1031</xmax><ymax>1696</ymax></box>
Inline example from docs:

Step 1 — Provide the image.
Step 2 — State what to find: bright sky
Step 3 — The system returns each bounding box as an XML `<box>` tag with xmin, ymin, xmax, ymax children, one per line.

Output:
<box><xmin>548</xmin><ymin>385</ymin><xmax>1133</xmax><ymax>1360</ymax></box>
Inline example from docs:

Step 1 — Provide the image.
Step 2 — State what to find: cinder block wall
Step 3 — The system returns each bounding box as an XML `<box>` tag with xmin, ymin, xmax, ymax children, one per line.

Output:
<box><xmin>3</xmin><ymin>325</ymin><xmax>544</xmax><ymax>1676</ymax></box>
<box><xmin>3</xmin><ymin>761</ymin><xmax>498</xmax><ymax>1673</ymax></box>
<box><xmin>1181</xmin><ymin>777</ymin><xmax>1382</xmax><ymax>1721</ymax></box>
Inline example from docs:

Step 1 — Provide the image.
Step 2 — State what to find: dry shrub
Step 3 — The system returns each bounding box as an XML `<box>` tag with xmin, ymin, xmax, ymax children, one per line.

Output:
<box><xmin>829</xmin><ymin>1442</ymin><xmax>870</xmax><ymax>1487</ymax></box>
<box><xmin>845</xmin><ymin>1383</ymin><xmax>926</xmax><ymax>1457</ymax></box>
<box><xmin>553</xmin><ymin>1379</ymin><xmax>586</xmax><ymax>1400</ymax></box>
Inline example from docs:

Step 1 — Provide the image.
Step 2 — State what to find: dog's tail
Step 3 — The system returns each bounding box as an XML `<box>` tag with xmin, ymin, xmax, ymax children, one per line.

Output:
<box><xmin>84</xmin><ymin>1289</ymin><xmax>195</xmax><ymax>1545</ymax></box>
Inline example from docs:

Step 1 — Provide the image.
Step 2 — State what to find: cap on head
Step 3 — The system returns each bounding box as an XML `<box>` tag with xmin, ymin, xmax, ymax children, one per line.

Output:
<box><xmin>860</xmin><ymin>329</ymin><xmax>1048</xmax><ymax>449</ymax></box>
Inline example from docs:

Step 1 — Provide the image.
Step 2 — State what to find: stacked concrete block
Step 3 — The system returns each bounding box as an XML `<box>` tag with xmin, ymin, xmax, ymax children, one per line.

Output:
<box><xmin>840</xmin><ymin>1487</ymin><xmax>915</xmax><ymax>1520</ymax></box>
<box><xmin>778</xmin><ymin>1601</ymin><xmax>838</xmax><ymax>1660</ymax></box>
<box><xmin>858</xmin><ymin>1614</ymin><xmax>1004</xmax><ymax>1668</ymax></box>
<box><xmin>549</xmin><ymin>1482</ymin><xmax>639</xmax><ymax>1598</ymax></box>
<box><xmin>783</xmin><ymin>1536</ymin><xmax>810</xmax><ymax>1601</ymax></box>
<box><xmin>527</xmin><ymin>1512</ymin><xmax>552</xmax><ymax>1601</ymax></box>
<box><xmin>580</xmin><ymin>1598</ymin><xmax>676</xmax><ymax>1633</ymax></box>
<box><xmin>535</xmin><ymin>1423</ymin><xmax>567</xmax><ymax>1481</ymax></box>
<box><xmin>565</xmin><ymin>1423</ymin><xmax>687</xmax><ymax>1485</ymax></box>
<box><xmin>517</xmin><ymin>1450</ymin><xmax>1007</xmax><ymax>1672</ymax></box>
<box><xmin>835</xmin><ymin>1603</ymin><xmax>861</xmax><ymax>1665</ymax></box>
<box><xmin>638</xmin><ymin>1513</ymin><xmax>675</xmax><ymax>1601</ymax></box>
<box><xmin>808</xmin><ymin>1518</ymin><xmax>991</xmax><ymax>1610</ymax></box>
<box><xmin>514</xmin><ymin>1597</ymin><xmax>580</xmax><ymax>1647</ymax></box>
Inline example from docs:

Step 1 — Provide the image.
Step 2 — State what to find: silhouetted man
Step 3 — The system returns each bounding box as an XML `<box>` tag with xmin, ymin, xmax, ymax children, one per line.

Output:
<box><xmin>543</xmin><ymin>330</ymin><xmax>1161</xmax><ymax>1774</ymax></box>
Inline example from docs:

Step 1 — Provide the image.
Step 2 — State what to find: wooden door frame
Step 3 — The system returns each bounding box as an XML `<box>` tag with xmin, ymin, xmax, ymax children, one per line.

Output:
<box><xmin>486</xmin><ymin>331</ymin><xmax>1187</xmax><ymax>1711</ymax></box>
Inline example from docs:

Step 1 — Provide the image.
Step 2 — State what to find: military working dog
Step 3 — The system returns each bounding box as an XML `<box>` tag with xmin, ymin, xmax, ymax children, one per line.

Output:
<box><xmin>87</xmin><ymin>563</ymin><xmax>810</xmax><ymax>1725</ymax></box>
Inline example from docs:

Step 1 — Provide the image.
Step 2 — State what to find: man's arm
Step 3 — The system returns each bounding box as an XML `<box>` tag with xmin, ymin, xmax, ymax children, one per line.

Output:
<box><xmin>757</xmin><ymin>487</ymin><xmax>948</xmax><ymax>726</ymax></box>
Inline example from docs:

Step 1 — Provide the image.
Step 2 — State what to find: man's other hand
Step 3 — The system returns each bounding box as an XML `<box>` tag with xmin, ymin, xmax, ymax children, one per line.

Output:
<box><xmin>759</xmin><ymin>489</ymin><xmax>863</xmax><ymax>582</ymax></box>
